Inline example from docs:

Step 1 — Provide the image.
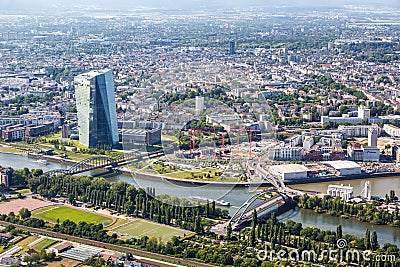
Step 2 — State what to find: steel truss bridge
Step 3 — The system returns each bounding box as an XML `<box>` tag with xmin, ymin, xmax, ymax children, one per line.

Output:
<box><xmin>44</xmin><ymin>150</ymin><xmax>164</xmax><ymax>177</ymax></box>
<box><xmin>225</xmin><ymin>162</ymin><xmax>305</xmax><ymax>229</ymax></box>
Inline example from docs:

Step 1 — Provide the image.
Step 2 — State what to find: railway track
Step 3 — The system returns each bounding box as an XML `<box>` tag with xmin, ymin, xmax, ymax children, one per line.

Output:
<box><xmin>0</xmin><ymin>221</ymin><xmax>216</xmax><ymax>267</ymax></box>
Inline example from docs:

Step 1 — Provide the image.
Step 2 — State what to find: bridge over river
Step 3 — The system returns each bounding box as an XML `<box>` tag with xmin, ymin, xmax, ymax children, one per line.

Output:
<box><xmin>42</xmin><ymin>150</ymin><xmax>164</xmax><ymax>177</ymax></box>
<box><xmin>211</xmin><ymin>161</ymin><xmax>304</xmax><ymax>234</ymax></box>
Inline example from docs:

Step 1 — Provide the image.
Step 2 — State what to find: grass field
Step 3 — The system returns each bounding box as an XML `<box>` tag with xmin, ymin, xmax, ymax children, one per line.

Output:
<box><xmin>0</xmin><ymin>145</ymin><xmax>23</xmax><ymax>154</ymax></box>
<box><xmin>105</xmin><ymin>218</ymin><xmax>127</xmax><ymax>229</ymax></box>
<box><xmin>112</xmin><ymin>219</ymin><xmax>192</xmax><ymax>242</ymax></box>
<box><xmin>32</xmin><ymin>206</ymin><xmax>113</xmax><ymax>226</ymax></box>
<box><xmin>15</xmin><ymin>188</ymin><xmax>32</xmax><ymax>195</ymax></box>
<box><xmin>32</xmin><ymin>239</ymin><xmax>58</xmax><ymax>251</ymax></box>
<box><xmin>16</xmin><ymin>236</ymin><xmax>39</xmax><ymax>247</ymax></box>
<box><xmin>15</xmin><ymin>236</ymin><xmax>58</xmax><ymax>255</ymax></box>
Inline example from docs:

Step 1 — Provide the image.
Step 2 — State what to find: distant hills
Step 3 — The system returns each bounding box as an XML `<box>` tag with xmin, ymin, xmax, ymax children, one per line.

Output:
<box><xmin>1</xmin><ymin>0</ymin><xmax>399</xmax><ymax>14</ymax></box>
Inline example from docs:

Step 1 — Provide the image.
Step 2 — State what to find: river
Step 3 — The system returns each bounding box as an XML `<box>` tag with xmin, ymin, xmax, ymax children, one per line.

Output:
<box><xmin>1</xmin><ymin>152</ymin><xmax>399</xmax><ymax>246</ymax></box>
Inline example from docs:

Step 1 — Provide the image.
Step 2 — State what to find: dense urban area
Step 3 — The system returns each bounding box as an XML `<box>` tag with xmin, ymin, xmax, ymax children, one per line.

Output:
<box><xmin>0</xmin><ymin>1</ymin><xmax>400</xmax><ymax>267</ymax></box>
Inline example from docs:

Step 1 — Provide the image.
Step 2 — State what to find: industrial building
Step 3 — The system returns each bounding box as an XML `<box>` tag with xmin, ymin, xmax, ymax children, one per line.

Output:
<box><xmin>120</xmin><ymin>128</ymin><xmax>161</xmax><ymax>147</ymax></box>
<box><xmin>346</xmin><ymin>127</ymin><xmax>380</xmax><ymax>162</ymax></box>
<box><xmin>269</xmin><ymin>164</ymin><xmax>309</xmax><ymax>181</ymax></box>
<box><xmin>325</xmin><ymin>160</ymin><xmax>361</xmax><ymax>176</ymax></box>
<box><xmin>363</xmin><ymin>146</ymin><xmax>380</xmax><ymax>162</ymax></box>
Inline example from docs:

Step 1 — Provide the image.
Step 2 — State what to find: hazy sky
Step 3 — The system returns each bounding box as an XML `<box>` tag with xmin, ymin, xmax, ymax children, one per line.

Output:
<box><xmin>0</xmin><ymin>0</ymin><xmax>399</xmax><ymax>13</ymax></box>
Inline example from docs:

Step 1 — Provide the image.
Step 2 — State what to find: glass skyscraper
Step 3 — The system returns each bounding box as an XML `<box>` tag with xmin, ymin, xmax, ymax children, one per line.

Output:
<box><xmin>74</xmin><ymin>69</ymin><xmax>119</xmax><ymax>148</ymax></box>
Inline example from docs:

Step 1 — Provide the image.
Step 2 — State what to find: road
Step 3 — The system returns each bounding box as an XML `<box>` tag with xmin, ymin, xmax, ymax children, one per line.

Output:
<box><xmin>0</xmin><ymin>221</ymin><xmax>216</xmax><ymax>267</ymax></box>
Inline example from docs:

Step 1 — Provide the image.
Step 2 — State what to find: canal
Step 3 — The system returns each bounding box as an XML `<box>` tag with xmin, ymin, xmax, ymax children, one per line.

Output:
<box><xmin>1</xmin><ymin>152</ymin><xmax>399</xmax><ymax>246</ymax></box>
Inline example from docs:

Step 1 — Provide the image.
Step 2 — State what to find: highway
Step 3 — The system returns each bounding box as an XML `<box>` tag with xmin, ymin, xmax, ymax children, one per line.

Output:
<box><xmin>0</xmin><ymin>221</ymin><xmax>216</xmax><ymax>267</ymax></box>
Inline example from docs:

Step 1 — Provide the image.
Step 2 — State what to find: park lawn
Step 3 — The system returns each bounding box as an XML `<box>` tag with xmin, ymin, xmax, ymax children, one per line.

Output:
<box><xmin>64</xmin><ymin>151</ymin><xmax>94</xmax><ymax>162</ymax></box>
<box><xmin>151</xmin><ymin>162</ymin><xmax>181</xmax><ymax>174</ymax></box>
<box><xmin>210</xmin><ymin>176</ymin><xmax>240</xmax><ymax>183</ymax></box>
<box><xmin>164</xmin><ymin>170</ymin><xmax>204</xmax><ymax>179</ymax></box>
<box><xmin>164</xmin><ymin>168</ymin><xmax>223</xmax><ymax>180</ymax></box>
<box><xmin>112</xmin><ymin>219</ymin><xmax>192</xmax><ymax>242</ymax></box>
<box><xmin>32</xmin><ymin>239</ymin><xmax>58</xmax><ymax>251</ymax></box>
<box><xmin>0</xmin><ymin>145</ymin><xmax>23</xmax><ymax>154</ymax></box>
<box><xmin>32</xmin><ymin>206</ymin><xmax>113</xmax><ymax>226</ymax></box>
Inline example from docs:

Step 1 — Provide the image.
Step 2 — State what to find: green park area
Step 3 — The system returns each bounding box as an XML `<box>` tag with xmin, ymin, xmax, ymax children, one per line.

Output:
<box><xmin>163</xmin><ymin>168</ymin><xmax>234</xmax><ymax>181</ymax></box>
<box><xmin>32</xmin><ymin>206</ymin><xmax>113</xmax><ymax>226</ymax></box>
<box><xmin>112</xmin><ymin>219</ymin><xmax>193</xmax><ymax>242</ymax></box>
<box><xmin>2</xmin><ymin>132</ymin><xmax>123</xmax><ymax>162</ymax></box>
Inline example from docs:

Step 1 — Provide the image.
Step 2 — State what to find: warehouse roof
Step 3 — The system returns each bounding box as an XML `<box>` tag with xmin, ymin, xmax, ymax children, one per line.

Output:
<box><xmin>269</xmin><ymin>164</ymin><xmax>309</xmax><ymax>174</ymax></box>
<box><xmin>325</xmin><ymin>160</ymin><xmax>361</xmax><ymax>170</ymax></box>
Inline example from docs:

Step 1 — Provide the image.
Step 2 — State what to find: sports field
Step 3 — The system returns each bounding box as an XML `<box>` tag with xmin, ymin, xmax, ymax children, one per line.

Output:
<box><xmin>32</xmin><ymin>206</ymin><xmax>113</xmax><ymax>226</ymax></box>
<box><xmin>0</xmin><ymin>197</ymin><xmax>52</xmax><ymax>214</ymax></box>
<box><xmin>112</xmin><ymin>219</ymin><xmax>193</xmax><ymax>242</ymax></box>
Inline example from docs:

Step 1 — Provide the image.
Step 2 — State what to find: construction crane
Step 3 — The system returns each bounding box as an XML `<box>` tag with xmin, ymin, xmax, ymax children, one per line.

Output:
<box><xmin>216</xmin><ymin>131</ymin><xmax>231</xmax><ymax>158</ymax></box>
<box><xmin>247</xmin><ymin>129</ymin><xmax>261</xmax><ymax>158</ymax></box>
<box><xmin>218</xmin><ymin>131</ymin><xmax>226</xmax><ymax>149</ymax></box>
<box><xmin>189</xmin><ymin>129</ymin><xmax>205</xmax><ymax>154</ymax></box>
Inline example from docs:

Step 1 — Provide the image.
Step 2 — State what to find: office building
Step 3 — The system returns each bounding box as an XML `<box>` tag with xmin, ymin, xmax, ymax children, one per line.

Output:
<box><xmin>120</xmin><ymin>128</ymin><xmax>161</xmax><ymax>147</ymax></box>
<box><xmin>321</xmin><ymin>105</ymin><xmax>371</xmax><ymax>125</ymax></box>
<box><xmin>0</xmin><ymin>170</ymin><xmax>9</xmax><ymax>187</ymax></box>
<box><xmin>338</xmin><ymin>125</ymin><xmax>381</xmax><ymax>138</ymax></box>
<box><xmin>195</xmin><ymin>96</ymin><xmax>204</xmax><ymax>115</ymax></box>
<box><xmin>229</xmin><ymin>41</ymin><xmax>235</xmax><ymax>55</ymax></box>
<box><xmin>267</xmin><ymin>147</ymin><xmax>303</xmax><ymax>161</ymax></box>
<box><xmin>383</xmin><ymin>124</ymin><xmax>400</xmax><ymax>137</ymax></box>
<box><xmin>62</xmin><ymin>124</ymin><xmax>70</xmax><ymax>139</ymax></box>
<box><xmin>303</xmin><ymin>136</ymin><xmax>314</xmax><ymax>150</ymax></box>
<box><xmin>75</xmin><ymin>69</ymin><xmax>118</xmax><ymax>148</ymax></box>
<box><xmin>358</xmin><ymin>106</ymin><xmax>371</xmax><ymax>122</ymax></box>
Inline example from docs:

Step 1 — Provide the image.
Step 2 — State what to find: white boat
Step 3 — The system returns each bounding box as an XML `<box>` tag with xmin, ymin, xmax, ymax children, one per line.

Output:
<box><xmin>34</xmin><ymin>159</ymin><xmax>49</xmax><ymax>165</ymax></box>
<box><xmin>189</xmin><ymin>196</ymin><xmax>231</xmax><ymax>206</ymax></box>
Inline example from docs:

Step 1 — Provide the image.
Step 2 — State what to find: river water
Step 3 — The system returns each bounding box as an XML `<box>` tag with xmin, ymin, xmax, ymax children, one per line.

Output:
<box><xmin>0</xmin><ymin>152</ymin><xmax>399</xmax><ymax>246</ymax></box>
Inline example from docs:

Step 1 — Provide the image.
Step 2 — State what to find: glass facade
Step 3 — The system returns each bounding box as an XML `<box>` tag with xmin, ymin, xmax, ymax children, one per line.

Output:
<box><xmin>74</xmin><ymin>69</ymin><xmax>118</xmax><ymax>148</ymax></box>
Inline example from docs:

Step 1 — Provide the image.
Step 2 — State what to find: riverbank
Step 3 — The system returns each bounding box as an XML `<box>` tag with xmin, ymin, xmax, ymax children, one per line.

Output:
<box><xmin>14</xmin><ymin>152</ymin><xmax>400</xmax><ymax>188</ymax></box>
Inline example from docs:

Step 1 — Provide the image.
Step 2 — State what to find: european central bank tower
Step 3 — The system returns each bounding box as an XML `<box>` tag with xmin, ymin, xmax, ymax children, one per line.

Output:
<box><xmin>75</xmin><ymin>69</ymin><xmax>118</xmax><ymax>148</ymax></box>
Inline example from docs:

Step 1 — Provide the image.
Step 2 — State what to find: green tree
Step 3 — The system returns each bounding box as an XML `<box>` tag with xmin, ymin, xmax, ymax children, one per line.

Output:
<box><xmin>364</xmin><ymin>229</ymin><xmax>371</xmax><ymax>250</ymax></box>
<box><xmin>18</xmin><ymin>208</ymin><xmax>31</xmax><ymax>219</ymax></box>
<box><xmin>371</xmin><ymin>231</ymin><xmax>379</xmax><ymax>250</ymax></box>
<box><xmin>226</xmin><ymin>222</ymin><xmax>232</xmax><ymax>240</ymax></box>
<box><xmin>336</xmin><ymin>224</ymin><xmax>342</xmax><ymax>239</ymax></box>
